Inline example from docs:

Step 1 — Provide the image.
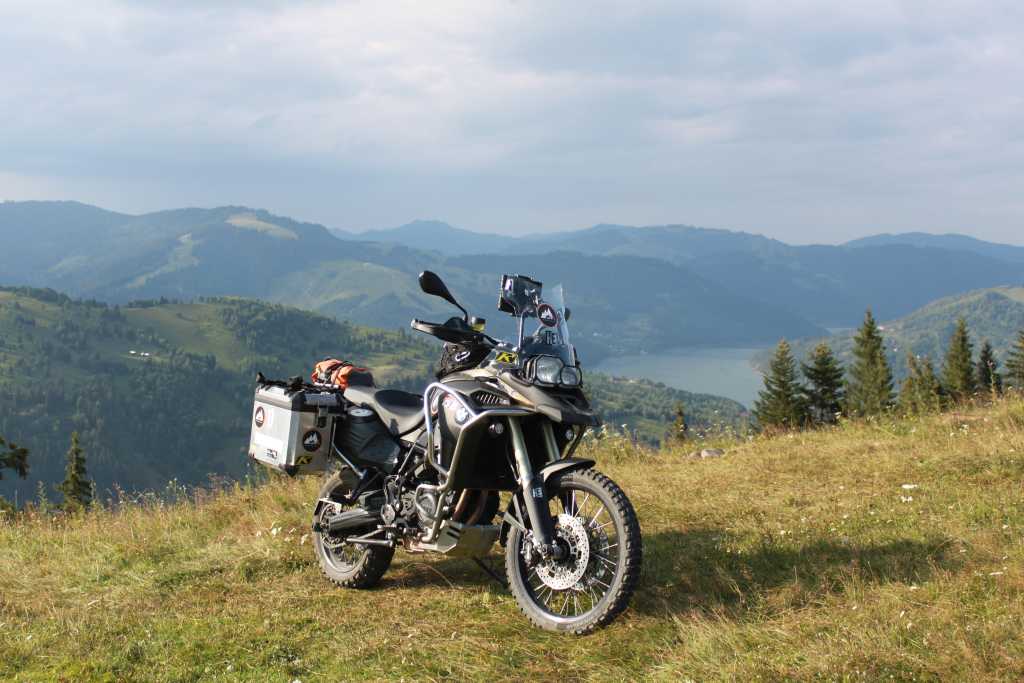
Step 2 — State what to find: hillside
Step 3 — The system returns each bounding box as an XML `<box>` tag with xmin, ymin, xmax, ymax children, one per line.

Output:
<box><xmin>0</xmin><ymin>201</ymin><xmax>826</xmax><ymax>360</ymax></box>
<box><xmin>4</xmin><ymin>398</ymin><xmax>1024</xmax><ymax>680</ymax></box>
<box><xmin>774</xmin><ymin>286</ymin><xmax>1024</xmax><ymax>380</ymax></box>
<box><xmin>0</xmin><ymin>287</ymin><xmax>747</xmax><ymax>504</ymax></box>
<box><xmin>0</xmin><ymin>288</ymin><xmax>437</xmax><ymax>505</ymax></box>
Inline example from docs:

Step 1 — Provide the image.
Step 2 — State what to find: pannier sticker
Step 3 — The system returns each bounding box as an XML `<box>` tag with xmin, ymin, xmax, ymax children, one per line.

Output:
<box><xmin>302</xmin><ymin>430</ymin><xmax>322</xmax><ymax>452</ymax></box>
<box><xmin>494</xmin><ymin>351</ymin><xmax>518</xmax><ymax>364</ymax></box>
<box><xmin>254</xmin><ymin>406</ymin><xmax>266</xmax><ymax>428</ymax></box>
<box><xmin>265</xmin><ymin>448</ymin><xmax>278</xmax><ymax>461</ymax></box>
<box><xmin>296</xmin><ymin>454</ymin><xmax>314</xmax><ymax>466</ymax></box>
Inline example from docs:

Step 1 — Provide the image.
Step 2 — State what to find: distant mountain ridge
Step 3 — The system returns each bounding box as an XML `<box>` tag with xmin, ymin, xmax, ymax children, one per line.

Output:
<box><xmin>0</xmin><ymin>201</ymin><xmax>828</xmax><ymax>359</ymax></box>
<box><xmin>348</xmin><ymin>216</ymin><xmax>1024</xmax><ymax>326</ymax></box>
<box><xmin>3</xmin><ymin>200</ymin><xmax>1022</xmax><ymax>354</ymax></box>
<box><xmin>845</xmin><ymin>232</ymin><xmax>1024</xmax><ymax>264</ymax></box>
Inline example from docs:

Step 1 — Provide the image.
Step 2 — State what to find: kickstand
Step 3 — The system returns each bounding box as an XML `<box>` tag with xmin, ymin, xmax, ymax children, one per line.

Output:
<box><xmin>472</xmin><ymin>556</ymin><xmax>508</xmax><ymax>590</ymax></box>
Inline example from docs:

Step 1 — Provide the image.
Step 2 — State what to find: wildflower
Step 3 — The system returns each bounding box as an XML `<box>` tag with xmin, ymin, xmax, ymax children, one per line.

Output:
<box><xmin>901</xmin><ymin>484</ymin><xmax>918</xmax><ymax>490</ymax></box>
<box><xmin>900</xmin><ymin>495</ymin><xmax>913</xmax><ymax>503</ymax></box>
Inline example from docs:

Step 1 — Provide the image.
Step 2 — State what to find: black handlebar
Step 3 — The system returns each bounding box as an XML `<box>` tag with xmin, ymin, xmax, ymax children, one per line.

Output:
<box><xmin>411</xmin><ymin>319</ymin><xmax>498</xmax><ymax>346</ymax></box>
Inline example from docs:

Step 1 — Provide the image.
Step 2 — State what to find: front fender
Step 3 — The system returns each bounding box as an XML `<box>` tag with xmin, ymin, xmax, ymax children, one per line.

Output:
<box><xmin>539</xmin><ymin>457</ymin><xmax>596</xmax><ymax>486</ymax></box>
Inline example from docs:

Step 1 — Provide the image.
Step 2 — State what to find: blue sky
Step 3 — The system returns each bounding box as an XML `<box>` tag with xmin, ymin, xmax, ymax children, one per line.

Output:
<box><xmin>1</xmin><ymin>1</ymin><xmax>1022</xmax><ymax>244</ymax></box>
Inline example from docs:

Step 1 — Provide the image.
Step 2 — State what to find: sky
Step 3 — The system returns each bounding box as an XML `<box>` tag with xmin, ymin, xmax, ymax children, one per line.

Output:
<box><xmin>1</xmin><ymin>1</ymin><xmax>1023</xmax><ymax>244</ymax></box>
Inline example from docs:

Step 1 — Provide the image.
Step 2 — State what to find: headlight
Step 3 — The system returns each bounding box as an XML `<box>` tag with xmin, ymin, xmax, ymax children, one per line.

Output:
<box><xmin>560</xmin><ymin>366</ymin><xmax>581</xmax><ymax>387</ymax></box>
<box><xmin>533</xmin><ymin>356</ymin><xmax>563</xmax><ymax>384</ymax></box>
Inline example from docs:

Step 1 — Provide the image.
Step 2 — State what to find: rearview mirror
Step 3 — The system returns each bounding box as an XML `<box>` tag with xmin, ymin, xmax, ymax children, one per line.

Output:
<box><xmin>419</xmin><ymin>270</ymin><xmax>468</xmax><ymax>320</ymax></box>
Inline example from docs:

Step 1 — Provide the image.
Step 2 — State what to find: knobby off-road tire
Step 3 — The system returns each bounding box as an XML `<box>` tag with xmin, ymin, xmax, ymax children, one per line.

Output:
<box><xmin>312</xmin><ymin>470</ymin><xmax>393</xmax><ymax>589</ymax></box>
<box><xmin>504</xmin><ymin>468</ymin><xmax>642</xmax><ymax>634</ymax></box>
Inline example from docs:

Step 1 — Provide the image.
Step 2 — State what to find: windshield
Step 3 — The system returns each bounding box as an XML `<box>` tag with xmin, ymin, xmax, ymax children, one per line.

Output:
<box><xmin>520</xmin><ymin>282</ymin><xmax>576</xmax><ymax>366</ymax></box>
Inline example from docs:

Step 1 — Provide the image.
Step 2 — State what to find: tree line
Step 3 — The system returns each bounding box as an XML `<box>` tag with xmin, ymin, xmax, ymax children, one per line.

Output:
<box><xmin>1</xmin><ymin>431</ymin><xmax>91</xmax><ymax>514</ymax></box>
<box><xmin>754</xmin><ymin>310</ymin><xmax>1024</xmax><ymax>430</ymax></box>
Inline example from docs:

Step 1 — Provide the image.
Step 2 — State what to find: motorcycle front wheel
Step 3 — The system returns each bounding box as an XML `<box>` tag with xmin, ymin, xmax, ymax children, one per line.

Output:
<box><xmin>504</xmin><ymin>468</ymin><xmax>642</xmax><ymax>634</ymax></box>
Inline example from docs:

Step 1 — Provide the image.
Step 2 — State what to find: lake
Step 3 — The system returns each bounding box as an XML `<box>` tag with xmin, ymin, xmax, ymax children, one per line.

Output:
<box><xmin>592</xmin><ymin>347</ymin><xmax>766</xmax><ymax>408</ymax></box>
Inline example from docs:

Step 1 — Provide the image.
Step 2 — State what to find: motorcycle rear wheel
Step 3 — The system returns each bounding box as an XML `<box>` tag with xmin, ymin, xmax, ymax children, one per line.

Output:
<box><xmin>504</xmin><ymin>468</ymin><xmax>642</xmax><ymax>634</ymax></box>
<box><xmin>312</xmin><ymin>470</ymin><xmax>393</xmax><ymax>589</ymax></box>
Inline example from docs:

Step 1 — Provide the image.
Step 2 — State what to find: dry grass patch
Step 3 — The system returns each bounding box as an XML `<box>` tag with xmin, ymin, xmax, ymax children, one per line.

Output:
<box><xmin>3</xmin><ymin>399</ymin><xmax>1024</xmax><ymax>680</ymax></box>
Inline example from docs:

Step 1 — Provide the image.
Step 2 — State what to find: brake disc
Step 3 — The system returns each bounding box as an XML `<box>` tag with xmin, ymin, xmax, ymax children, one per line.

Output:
<box><xmin>535</xmin><ymin>513</ymin><xmax>591</xmax><ymax>591</ymax></box>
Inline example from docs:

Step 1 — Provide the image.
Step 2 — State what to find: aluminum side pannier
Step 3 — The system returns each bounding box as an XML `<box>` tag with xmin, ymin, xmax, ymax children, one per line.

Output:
<box><xmin>248</xmin><ymin>384</ymin><xmax>342</xmax><ymax>476</ymax></box>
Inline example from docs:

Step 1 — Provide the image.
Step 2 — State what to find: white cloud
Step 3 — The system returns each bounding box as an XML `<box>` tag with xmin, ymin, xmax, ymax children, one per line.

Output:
<box><xmin>0</xmin><ymin>0</ymin><xmax>1022</xmax><ymax>242</ymax></box>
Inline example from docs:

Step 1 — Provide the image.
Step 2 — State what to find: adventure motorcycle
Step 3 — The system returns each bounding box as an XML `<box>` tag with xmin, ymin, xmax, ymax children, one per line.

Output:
<box><xmin>302</xmin><ymin>272</ymin><xmax>642</xmax><ymax>633</ymax></box>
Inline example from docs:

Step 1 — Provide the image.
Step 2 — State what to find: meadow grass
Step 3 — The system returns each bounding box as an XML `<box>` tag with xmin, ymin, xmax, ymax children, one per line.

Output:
<box><xmin>3</xmin><ymin>398</ymin><xmax>1024</xmax><ymax>681</ymax></box>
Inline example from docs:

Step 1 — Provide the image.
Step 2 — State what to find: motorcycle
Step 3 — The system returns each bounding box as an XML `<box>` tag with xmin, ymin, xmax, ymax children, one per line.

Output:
<box><xmin>310</xmin><ymin>271</ymin><xmax>642</xmax><ymax>633</ymax></box>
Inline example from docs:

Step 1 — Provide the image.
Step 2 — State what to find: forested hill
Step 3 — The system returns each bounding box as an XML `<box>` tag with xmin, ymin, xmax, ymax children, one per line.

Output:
<box><xmin>0</xmin><ymin>287</ymin><xmax>746</xmax><ymax>505</ymax></box>
<box><xmin>0</xmin><ymin>288</ymin><xmax>437</xmax><ymax>505</ymax></box>
<box><xmin>768</xmin><ymin>287</ymin><xmax>1024</xmax><ymax>380</ymax></box>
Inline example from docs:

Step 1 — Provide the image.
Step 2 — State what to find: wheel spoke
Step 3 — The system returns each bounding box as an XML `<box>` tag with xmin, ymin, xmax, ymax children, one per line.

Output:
<box><xmin>589</xmin><ymin>503</ymin><xmax>607</xmax><ymax>527</ymax></box>
<box><xmin>576</xmin><ymin>493</ymin><xmax>591</xmax><ymax>519</ymax></box>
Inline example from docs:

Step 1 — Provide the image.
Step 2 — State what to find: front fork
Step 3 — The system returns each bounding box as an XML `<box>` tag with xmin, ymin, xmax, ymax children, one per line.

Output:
<box><xmin>507</xmin><ymin>418</ymin><xmax>562</xmax><ymax>558</ymax></box>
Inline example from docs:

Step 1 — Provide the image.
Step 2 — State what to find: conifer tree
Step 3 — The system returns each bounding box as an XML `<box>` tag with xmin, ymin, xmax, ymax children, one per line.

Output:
<box><xmin>754</xmin><ymin>340</ymin><xmax>808</xmax><ymax>430</ymax></box>
<box><xmin>899</xmin><ymin>354</ymin><xmax>943</xmax><ymax>415</ymax></box>
<box><xmin>0</xmin><ymin>435</ymin><xmax>29</xmax><ymax>481</ymax></box>
<box><xmin>58</xmin><ymin>431</ymin><xmax>92</xmax><ymax>512</ymax></box>
<box><xmin>801</xmin><ymin>343</ymin><xmax>844</xmax><ymax>425</ymax></box>
<box><xmin>975</xmin><ymin>340</ymin><xmax>1002</xmax><ymax>396</ymax></box>
<box><xmin>665</xmin><ymin>402</ymin><xmax>688</xmax><ymax>444</ymax></box>
<box><xmin>942</xmin><ymin>317</ymin><xmax>976</xmax><ymax>402</ymax></box>
<box><xmin>1006</xmin><ymin>329</ymin><xmax>1024</xmax><ymax>390</ymax></box>
<box><xmin>0</xmin><ymin>435</ymin><xmax>29</xmax><ymax>514</ymax></box>
<box><xmin>845</xmin><ymin>310</ymin><xmax>895</xmax><ymax>417</ymax></box>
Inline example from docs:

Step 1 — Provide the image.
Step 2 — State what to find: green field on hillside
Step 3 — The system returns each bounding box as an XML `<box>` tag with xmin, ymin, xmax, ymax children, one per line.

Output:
<box><xmin>3</xmin><ymin>398</ymin><xmax>1023</xmax><ymax>680</ymax></box>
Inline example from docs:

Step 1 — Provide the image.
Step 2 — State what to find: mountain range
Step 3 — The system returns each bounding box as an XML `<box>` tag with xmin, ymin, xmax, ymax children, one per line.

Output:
<box><xmin>3</xmin><ymin>201</ymin><xmax>1023</xmax><ymax>361</ymax></box>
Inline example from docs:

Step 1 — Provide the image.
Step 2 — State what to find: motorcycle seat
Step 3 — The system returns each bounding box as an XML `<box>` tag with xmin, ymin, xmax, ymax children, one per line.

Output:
<box><xmin>344</xmin><ymin>385</ymin><xmax>424</xmax><ymax>436</ymax></box>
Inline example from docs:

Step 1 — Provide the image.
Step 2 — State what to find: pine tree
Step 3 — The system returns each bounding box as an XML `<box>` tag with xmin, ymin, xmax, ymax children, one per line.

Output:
<box><xmin>801</xmin><ymin>343</ymin><xmax>845</xmax><ymax>425</ymax></box>
<box><xmin>665</xmin><ymin>402</ymin><xmax>688</xmax><ymax>444</ymax></box>
<box><xmin>942</xmin><ymin>317</ymin><xmax>976</xmax><ymax>402</ymax></box>
<box><xmin>899</xmin><ymin>354</ymin><xmax>944</xmax><ymax>415</ymax></box>
<box><xmin>1006</xmin><ymin>329</ymin><xmax>1024</xmax><ymax>390</ymax></box>
<box><xmin>0</xmin><ymin>435</ymin><xmax>29</xmax><ymax>481</ymax></box>
<box><xmin>845</xmin><ymin>310</ymin><xmax>895</xmax><ymax>417</ymax></box>
<box><xmin>58</xmin><ymin>431</ymin><xmax>92</xmax><ymax>512</ymax></box>
<box><xmin>975</xmin><ymin>340</ymin><xmax>1002</xmax><ymax>396</ymax></box>
<box><xmin>754</xmin><ymin>340</ymin><xmax>808</xmax><ymax>430</ymax></box>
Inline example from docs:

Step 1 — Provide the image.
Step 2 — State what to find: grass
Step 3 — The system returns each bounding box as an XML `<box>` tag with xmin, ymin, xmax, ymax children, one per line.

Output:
<box><xmin>3</xmin><ymin>398</ymin><xmax>1024</xmax><ymax>681</ymax></box>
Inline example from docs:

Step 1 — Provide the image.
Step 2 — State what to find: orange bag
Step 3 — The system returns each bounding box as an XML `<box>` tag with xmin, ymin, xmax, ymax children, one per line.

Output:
<box><xmin>310</xmin><ymin>358</ymin><xmax>370</xmax><ymax>389</ymax></box>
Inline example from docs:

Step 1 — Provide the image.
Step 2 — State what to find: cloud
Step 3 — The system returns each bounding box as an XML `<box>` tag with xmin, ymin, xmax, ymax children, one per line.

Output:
<box><xmin>1</xmin><ymin>0</ymin><xmax>1022</xmax><ymax>243</ymax></box>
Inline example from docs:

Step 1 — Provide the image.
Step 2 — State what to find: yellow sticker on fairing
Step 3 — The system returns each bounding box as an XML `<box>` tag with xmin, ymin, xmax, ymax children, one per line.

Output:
<box><xmin>494</xmin><ymin>351</ymin><xmax>519</xmax><ymax>364</ymax></box>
